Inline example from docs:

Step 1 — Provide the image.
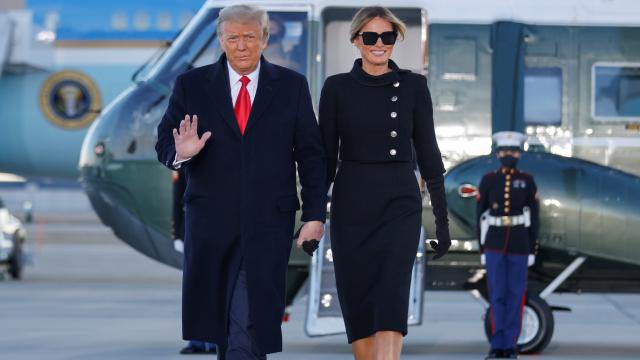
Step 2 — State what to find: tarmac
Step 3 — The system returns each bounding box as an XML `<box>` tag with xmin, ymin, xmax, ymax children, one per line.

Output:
<box><xmin>1</xmin><ymin>188</ymin><xmax>640</xmax><ymax>360</ymax></box>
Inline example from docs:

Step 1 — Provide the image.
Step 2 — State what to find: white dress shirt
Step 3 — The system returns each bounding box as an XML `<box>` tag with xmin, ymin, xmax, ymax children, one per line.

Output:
<box><xmin>228</xmin><ymin>61</ymin><xmax>260</xmax><ymax>106</ymax></box>
<box><xmin>174</xmin><ymin>61</ymin><xmax>261</xmax><ymax>168</ymax></box>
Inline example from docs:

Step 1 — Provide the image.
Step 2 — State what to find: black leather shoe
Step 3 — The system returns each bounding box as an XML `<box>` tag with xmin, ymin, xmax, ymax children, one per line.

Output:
<box><xmin>179</xmin><ymin>344</ymin><xmax>217</xmax><ymax>355</ymax></box>
<box><xmin>504</xmin><ymin>348</ymin><xmax>519</xmax><ymax>358</ymax></box>
<box><xmin>485</xmin><ymin>349</ymin><xmax>504</xmax><ymax>359</ymax></box>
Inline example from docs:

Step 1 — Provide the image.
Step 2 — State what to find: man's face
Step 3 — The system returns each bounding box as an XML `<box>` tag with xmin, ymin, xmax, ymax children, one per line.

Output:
<box><xmin>219</xmin><ymin>21</ymin><xmax>267</xmax><ymax>75</ymax></box>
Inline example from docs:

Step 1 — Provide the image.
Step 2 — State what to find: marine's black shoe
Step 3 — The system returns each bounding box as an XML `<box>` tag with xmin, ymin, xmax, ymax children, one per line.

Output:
<box><xmin>485</xmin><ymin>349</ymin><xmax>504</xmax><ymax>359</ymax></box>
<box><xmin>503</xmin><ymin>348</ymin><xmax>519</xmax><ymax>358</ymax></box>
<box><xmin>179</xmin><ymin>345</ymin><xmax>217</xmax><ymax>355</ymax></box>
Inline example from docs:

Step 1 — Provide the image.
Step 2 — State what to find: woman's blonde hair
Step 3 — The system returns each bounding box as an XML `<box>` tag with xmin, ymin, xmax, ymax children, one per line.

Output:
<box><xmin>349</xmin><ymin>6</ymin><xmax>406</xmax><ymax>43</ymax></box>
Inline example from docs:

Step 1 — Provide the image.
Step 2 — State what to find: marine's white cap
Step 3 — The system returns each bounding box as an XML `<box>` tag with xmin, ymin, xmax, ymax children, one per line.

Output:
<box><xmin>492</xmin><ymin>131</ymin><xmax>526</xmax><ymax>149</ymax></box>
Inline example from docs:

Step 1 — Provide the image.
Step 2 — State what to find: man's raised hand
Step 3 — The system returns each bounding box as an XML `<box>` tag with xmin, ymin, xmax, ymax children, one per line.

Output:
<box><xmin>173</xmin><ymin>114</ymin><xmax>212</xmax><ymax>161</ymax></box>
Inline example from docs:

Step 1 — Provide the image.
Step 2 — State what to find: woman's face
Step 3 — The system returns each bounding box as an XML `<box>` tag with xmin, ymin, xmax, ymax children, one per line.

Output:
<box><xmin>354</xmin><ymin>17</ymin><xmax>395</xmax><ymax>67</ymax></box>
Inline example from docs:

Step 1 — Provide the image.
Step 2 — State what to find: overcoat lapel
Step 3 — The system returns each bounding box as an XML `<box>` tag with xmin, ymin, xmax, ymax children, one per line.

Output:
<box><xmin>205</xmin><ymin>54</ymin><xmax>241</xmax><ymax>138</ymax></box>
<box><xmin>244</xmin><ymin>56</ymin><xmax>279</xmax><ymax>135</ymax></box>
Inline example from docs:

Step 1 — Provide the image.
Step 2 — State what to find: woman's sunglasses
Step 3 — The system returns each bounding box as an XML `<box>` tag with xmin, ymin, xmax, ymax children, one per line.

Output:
<box><xmin>358</xmin><ymin>31</ymin><xmax>398</xmax><ymax>46</ymax></box>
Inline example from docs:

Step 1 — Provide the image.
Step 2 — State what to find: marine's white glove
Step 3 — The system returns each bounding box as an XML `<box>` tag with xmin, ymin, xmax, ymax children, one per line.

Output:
<box><xmin>528</xmin><ymin>254</ymin><xmax>535</xmax><ymax>267</ymax></box>
<box><xmin>480</xmin><ymin>253</ymin><xmax>486</xmax><ymax>266</ymax></box>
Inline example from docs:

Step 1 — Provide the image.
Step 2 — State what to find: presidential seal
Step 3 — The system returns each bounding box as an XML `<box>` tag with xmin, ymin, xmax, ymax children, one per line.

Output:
<box><xmin>39</xmin><ymin>70</ymin><xmax>101</xmax><ymax>129</ymax></box>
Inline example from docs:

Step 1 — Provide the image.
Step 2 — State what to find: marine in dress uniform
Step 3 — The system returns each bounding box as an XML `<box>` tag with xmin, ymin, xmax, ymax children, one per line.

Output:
<box><xmin>476</xmin><ymin>132</ymin><xmax>539</xmax><ymax>359</ymax></box>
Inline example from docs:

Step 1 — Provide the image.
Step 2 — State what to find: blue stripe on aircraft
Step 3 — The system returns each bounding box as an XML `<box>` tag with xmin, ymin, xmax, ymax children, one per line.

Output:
<box><xmin>27</xmin><ymin>0</ymin><xmax>206</xmax><ymax>40</ymax></box>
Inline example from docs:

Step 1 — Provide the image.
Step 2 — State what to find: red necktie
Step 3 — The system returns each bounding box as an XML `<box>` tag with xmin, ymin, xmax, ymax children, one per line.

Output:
<box><xmin>234</xmin><ymin>76</ymin><xmax>251</xmax><ymax>135</ymax></box>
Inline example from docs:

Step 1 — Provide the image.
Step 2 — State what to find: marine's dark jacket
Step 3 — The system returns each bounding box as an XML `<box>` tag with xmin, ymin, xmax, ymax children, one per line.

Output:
<box><xmin>476</xmin><ymin>167</ymin><xmax>539</xmax><ymax>255</ymax></box>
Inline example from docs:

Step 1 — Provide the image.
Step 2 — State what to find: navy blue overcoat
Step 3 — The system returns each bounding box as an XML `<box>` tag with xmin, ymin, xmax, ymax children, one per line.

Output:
<box><xmin>155</xmin><ymin>54</ymin><xmax>327</xmax><ymax>353</ymax></box>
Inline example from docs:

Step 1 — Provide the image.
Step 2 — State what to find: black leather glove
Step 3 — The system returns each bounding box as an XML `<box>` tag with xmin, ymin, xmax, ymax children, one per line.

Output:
<box><xmin>426</xmin><ymin>175</ymin><xmax>451</xmax><ymax>260</ymax></box>
<box><xmin>429</xmin><ymin>228</ymin><xmax>451</xmax><ymax>260</ymax></box>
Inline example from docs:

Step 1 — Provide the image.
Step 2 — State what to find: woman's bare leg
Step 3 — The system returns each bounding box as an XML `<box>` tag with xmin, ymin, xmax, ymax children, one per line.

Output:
<box><xmin>373</xmin><ymin>331</ymin><xmax>403</xmax><ymax>360</ymax></box>
<box><xmin>352</xmin><ymin>336</ymin><xmax>375</xmax><ymax>360</ymax></box>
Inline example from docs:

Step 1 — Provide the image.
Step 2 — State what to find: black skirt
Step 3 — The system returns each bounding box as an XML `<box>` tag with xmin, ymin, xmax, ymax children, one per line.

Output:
<box><xmin>330</xmin><ymin>160</ymin><xmax>422</xmax><ymax>343</ymax></box>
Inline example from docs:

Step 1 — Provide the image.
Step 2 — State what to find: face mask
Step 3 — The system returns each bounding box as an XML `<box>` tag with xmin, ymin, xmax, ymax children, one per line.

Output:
<box><xmin>500</xmin><ymin>155</ymin><xmax>519</xmax><ymax>168</ymax></box>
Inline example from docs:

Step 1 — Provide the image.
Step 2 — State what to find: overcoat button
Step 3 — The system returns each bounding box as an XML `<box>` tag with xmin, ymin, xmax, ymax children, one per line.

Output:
<box><xmin>390</xmin><ymin>131</ymin><xmax>398</xmax><ymax>138</ymax></box>
<box><xmin>390</xmin><ymin>112</ymin><xmax>397</xmax><ymax>118</ymax></box>
<box><xmin>391</xmin><ymin>96</ymin><xmax>398</xmax><ymax>102</ymax></box>
<box><xmin>393</xmin><ymin>81</ymin><xmax>400</xmax><ymax>87</ymax></box>
<box><xmin>390</xmin><ymin>149</ymin><xmax>397</xmax><ymax>156</ymax></box>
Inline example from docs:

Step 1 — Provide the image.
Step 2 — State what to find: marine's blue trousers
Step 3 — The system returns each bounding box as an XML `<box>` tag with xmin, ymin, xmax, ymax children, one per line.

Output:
<box><xmin>485</xmin><ymin>251</ymin><xmax>528</xmax><ymax>350</ymax></box>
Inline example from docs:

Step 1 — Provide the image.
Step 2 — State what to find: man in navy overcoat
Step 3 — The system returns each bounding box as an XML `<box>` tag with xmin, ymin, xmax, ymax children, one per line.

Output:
<box><xmin>155</xmin><ymin>5</ymin><xmax>326</xmax><ymax>359</ymax></box>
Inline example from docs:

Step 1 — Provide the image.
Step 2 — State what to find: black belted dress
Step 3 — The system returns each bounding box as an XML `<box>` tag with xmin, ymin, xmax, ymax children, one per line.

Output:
<box><xmin>319</xmin><ymin>59</ymin><xmax>447</xmax><ymax>343</ymax></box>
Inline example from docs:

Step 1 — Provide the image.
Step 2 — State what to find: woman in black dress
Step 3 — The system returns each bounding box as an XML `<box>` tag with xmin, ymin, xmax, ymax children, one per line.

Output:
<box><xmin>318</xmin><ymin>6</ymin><xmax>451</xmax><ymax>359</ymax></box>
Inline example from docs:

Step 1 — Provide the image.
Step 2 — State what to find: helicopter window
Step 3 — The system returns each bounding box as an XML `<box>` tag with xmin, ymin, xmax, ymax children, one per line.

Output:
<box><xmin>442</xmin><ymin>38</ymin><xmax>477</xmax><ymax>81</ymax></box>
<box><xmin>593</xmin><ymin>64</ymin><xmax>640</xmax><ymax>121</ymax></box>
<box><xmin>262</xmin><ymin>12</ymin><xmax>309</xmax><ymax>75</ymax></box>
<box><xmin>143</xmin><ymin>8</ymin><xmax>220</xmax><ymax>84</ymax></box>
<box><xmin>190</xmin><ymin>37</ymin><xmax>222</xmax><ymax>69</ymax></box>
<box><xmin>524</xmin><ymin>67</ymin><xmax>562</xmax><ymax>125</ymax></box>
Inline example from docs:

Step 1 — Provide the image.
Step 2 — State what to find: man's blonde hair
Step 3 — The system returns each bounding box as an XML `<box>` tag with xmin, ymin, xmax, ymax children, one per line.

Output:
<box><xmin>218</xmin><ymin>4</ymin><xmax>270</xmax><ymax>40</ymax></box>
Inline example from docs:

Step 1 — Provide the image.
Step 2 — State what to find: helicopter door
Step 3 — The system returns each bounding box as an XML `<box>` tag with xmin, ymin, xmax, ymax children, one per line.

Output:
<box><xmin>306</xmin><ymin>224</ymin><xmax>426</xmax><ymax>336</ymax></box>
<box><xmin>305</xmin><ymin>7</ymin><xmax>428</xmax><ymax>338</ymax></box>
